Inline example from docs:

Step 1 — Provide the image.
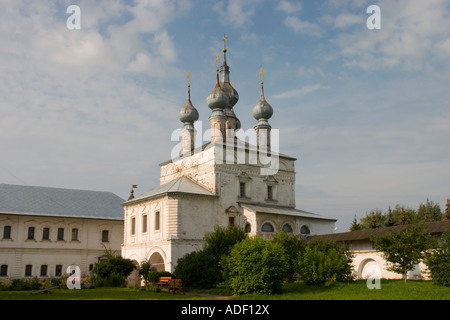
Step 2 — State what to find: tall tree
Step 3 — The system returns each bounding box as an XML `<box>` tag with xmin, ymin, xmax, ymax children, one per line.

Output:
<box><xmin>371</xmin><ymin>224</ymin><xmax>437</xmax><ymax>283</ymax></box>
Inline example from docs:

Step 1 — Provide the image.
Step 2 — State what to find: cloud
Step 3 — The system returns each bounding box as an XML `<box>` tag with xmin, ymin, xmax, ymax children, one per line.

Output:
<box><xmin>331</xmin><ymin>0</ymin><xmax>450</xmax><ymax>74</ymax></box>
<box><xmin>213</xmin><ymin>0</ymin><xmax>257</xmax><ymax>29</ymax></box>
<box><xmin>275</xmin><ymin>1</ymin><xmax>302</xmax><ymax>14</ymax></box>
<box><xmin>273</xmin><ymin>84</ymin><xmax>324</xmax><ymax>99</ymax></box>
<box><xmin>284</xmin><ymin>16</ymin><xmax>323</xmax><ymax>37</ymax></box>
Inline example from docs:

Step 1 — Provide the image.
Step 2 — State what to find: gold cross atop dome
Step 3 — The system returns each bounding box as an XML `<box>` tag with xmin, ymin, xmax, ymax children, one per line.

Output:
<box><xmin>259</xmin><ymin>67</ymin><xmax>265</xmax><ymax>80</ymax></box>
<box><xmin>186</xmin><ymin>70</ymin><xmax>192</xmax><ymax>84</ymax></box>
<box><xmin>214</xmin><ymin>53</ymin><xmax>221</xmax><ymax>68</ymax></box>
<box><xmin>222</xmin><ymin>33</ymin><xmax>228</xmax><ymax>52</ymax></box>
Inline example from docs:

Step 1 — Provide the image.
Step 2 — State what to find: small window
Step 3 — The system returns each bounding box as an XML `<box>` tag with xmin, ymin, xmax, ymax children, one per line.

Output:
<box><xmin>300</xmin><ymin>225</ymin><xmax>310</xmax><ymax>235</ymax></box>
<box><xmin>282</xmin><ymin>224</ymin><xmax>293</xmax><ymax>233</ymax></box>
<box><xmin>142</xmin><ymin>215</ymin><xmax>147</xmax><ymax>233</ymax></box>
<box><xmin>71</xmin><ymin>228</ymin><xmax>79</xmax><ymax>241</ymax></box>
<box><xmin>27</xmin><ymin>227</ymin><xmax>35</xmax><ymax>240</ymax></box>
<box><xmin>57</xmin><ymin>228</ymin><xmax>64</xmax><ymax>241</ymax></box>
<box><xmin>267</xmin><ymin>185</ymin><xmax>273</xmax><ymax>200</ymax></box>
<box><xmin>42</xmin><ymin>227</ymin><xmax>50</xmax><ymax>240</ymax></box>
<box><xmin>3</xmin><ymin>226</ymin><xmax>11</xmax><ymax>239</ymax></box>
<box><xmin>89</xmin><ymin>264</ymin><xmax>94</xmax><ymax>271</ymax></box>
<box><xmin>40</xmin><ymin>265</ymin><xmax>48</xmax><ymax>277</ymax></box>
<box><xmin>131</xmin><ymin>217</ymin><xmax>136</xmax><ymax>235</ymax></box>
<box><xmin>155</xmin><ymin>212</ymin><xmax>160</xmax><ymax>231</ymax></box>
<box><xmin>102</xmin><ymin>230</ymin><xmax>109</xmax><ymax>242</ymax></box>
<box><xmin>239</xmin><ymin>182</ymin><xmax>246</xmax><ymax>197</ymax></box>
<box><xmin>55</xmin><ymin>265</ymin><xmax>63</xmax><ymax>277</ymax></box>
<box><xmin>0</xmin><ymin>265</ymin><xmax>8</xmax><ymax>277</ymax></box>
<box><xmin>244</xmin><ymin>223</ymin><xmax>251</xmax><ymax>233</ymax></box>
<box><xmin>261</xmin><ymin>222</ymin><xmax>275</xmax><ymax>232</ymax></box>
<box><xmin>228</xmin><ymin>216</ymin><xmax>235</xmax><ymax>226</ymax></box>
<box><xmin>25</xmin><ymin>265</ymin><xmax>32</xmax><ymax>277</ymax></box>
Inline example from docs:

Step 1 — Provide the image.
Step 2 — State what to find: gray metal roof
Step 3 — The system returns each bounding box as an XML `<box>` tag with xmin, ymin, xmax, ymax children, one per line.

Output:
<box><xmin>239</xmin><ymin>202</ymin><xmax>336</xmax><ymax>221</ymax></box>
<box><xmin>125</xmin><ymin>176</ymin><xmax>216</xmax><ymax>204</ymax></box>
<box><xmin>0</xmin><ymin>184</ymin><xmax>124</xmax><ymax>220</ymax></box>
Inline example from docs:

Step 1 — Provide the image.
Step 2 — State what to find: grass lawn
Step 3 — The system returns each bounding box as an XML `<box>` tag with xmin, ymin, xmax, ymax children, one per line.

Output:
<box><xmin>0</xmin><ymin>280</ymin><xmax>448</xmax><ymax>300</ymax></box>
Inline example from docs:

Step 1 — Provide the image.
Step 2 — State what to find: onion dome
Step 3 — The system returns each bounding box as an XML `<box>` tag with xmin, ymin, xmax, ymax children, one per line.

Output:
<box><xmin>207</xmin><ymin>69</ymin><xmax>229</xmax><ymax>111</ymax></box>
<box><xmin>179</xmin><ymin>83</ymin><xmax>199</xmax><ymax>124</ymax></box>
<box><xmin>252</xmin><ymin>80</ymin><xmax>273</xmax><ymax>124</ymax></box>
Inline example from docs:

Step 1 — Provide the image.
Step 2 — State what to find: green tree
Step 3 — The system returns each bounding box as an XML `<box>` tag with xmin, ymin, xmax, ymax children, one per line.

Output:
<box><xmin>360</xmin><ymin>209</ymin><xmax>385</xmax><ymax>229</ymax></box>
<box><xmin>442</xmin><ymin>199</ymin><xmax>450</xmax><ymax>220</ymax></box>
<box><xmin>138</xmin><ymin>258</ymin><xmax>152</xmax><ymax>287</ymax></box>
<box><xmin>174</xmin><ymin>250</ymin><xmax>219</xmax><ymax>289</ymax></box>
<box><xmin>223</xmin><ymin>237</ymin><xmax>288</xmax><ymax>295</ymax></box>
<box><xmin>350</xmin><ymin>215</ymin><xmax>362</xmax><ymax>231</ymax></box>
<box><xmin>425</xmin><ymin>231</ymin><xmax>450</xmax><ymax>286</ymax></box>
<box><xmin>371</xmin><ymin>224</ymin><xmax>437</xmax><ymax>283</ymax></box>
<box><xmin>91</xmin><ymin>255</ymin><xmax>136</xmax><ymax>287</ymax></box>
<box><xmin>417</xmin><ymin>199</ymin><xmax>442</xmax><ymax>222</ymax></box>
<box><xmin>174</xmin><ymin>225</ymin><xmax>247</xmax><ymax>289</ymax></box>
<box><xmin>272</xmin><ymin>231</ymin><xmax>306</xmax><ymax>282</ymax></box>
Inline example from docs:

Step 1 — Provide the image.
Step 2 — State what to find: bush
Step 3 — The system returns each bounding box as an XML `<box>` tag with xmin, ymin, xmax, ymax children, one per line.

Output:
<box><xmin>174</xmin><ymin>250</ymin><xmax>219</xmax><ymax>289</ymax></box>
<box><xmin>174</xmin><ymin>225</ymin><xmax>246</xmax><ymax>289</ymax></box>
<box><xmin>298</xmin><ymin>238</ymin><xmax>354</xmax><ymax>286</ymax></box>
<box><xmin>272</xmin><ymin>231</ymin><xmax>306</xmax><ymax>282</ymax></box>
<box><xmin>223</xmin><ymin>237</ymin><xmax>288</xmax><ymax>295</ymax></box>
<box><xmin>91</xmin><ymin>255</ymin><xmax>136</xmax><ymax>287</ymax></box>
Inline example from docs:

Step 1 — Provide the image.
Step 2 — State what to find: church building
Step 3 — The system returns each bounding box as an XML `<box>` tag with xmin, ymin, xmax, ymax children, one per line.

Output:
<box><xmin>121</xmin><ymin>38</ymin><xmax>337</xmax><ymax>273</ymax></box>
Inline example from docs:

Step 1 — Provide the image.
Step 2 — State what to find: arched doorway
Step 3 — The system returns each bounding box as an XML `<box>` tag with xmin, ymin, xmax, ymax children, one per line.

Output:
<box><xmin>359</xmin><ymin>259</ymin><xmax>381</xmax><ymax>279</ymax></box>
<box><xmin>149</xmin><ymin>252</ymin><xmax>165</xmax><ymax>271</ymax></box>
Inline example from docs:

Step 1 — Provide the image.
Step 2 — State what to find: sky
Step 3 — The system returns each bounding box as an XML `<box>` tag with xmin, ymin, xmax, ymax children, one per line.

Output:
<box><xmin>1</xmin><ymin>0</ymin><xmax>449</xmax><ymax>232</ymax></box>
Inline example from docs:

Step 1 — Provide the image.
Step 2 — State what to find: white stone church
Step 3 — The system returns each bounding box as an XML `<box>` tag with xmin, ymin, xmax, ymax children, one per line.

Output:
<box><xmin>121</xmin><ymin>41</ymin><xmax>337</xmax><ymax>275</ymax></box>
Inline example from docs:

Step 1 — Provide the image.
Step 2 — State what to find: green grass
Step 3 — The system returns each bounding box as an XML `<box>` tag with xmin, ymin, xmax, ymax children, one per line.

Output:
<box><xmin>234</xmin><ymin>280</ymin><xmax>450</xmax><ymax>300</ymax></box>
<box><xmin>0</xmin><ymin>280</ymin><xmax>449</xmax><ymax>300</ymax></box>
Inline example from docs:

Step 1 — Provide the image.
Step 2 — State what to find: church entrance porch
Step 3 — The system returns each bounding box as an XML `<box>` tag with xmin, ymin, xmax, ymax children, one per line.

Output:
<box><xmin>149</xmin><ymin>252</ymin><xmax>165</xmax><ymax>271</ymax></box>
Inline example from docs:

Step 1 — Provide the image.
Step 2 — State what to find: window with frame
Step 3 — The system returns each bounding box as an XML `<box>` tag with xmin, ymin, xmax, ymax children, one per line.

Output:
<box><xmin>3</xmin><ymin>226</ymin><xmax>11</xmax><ymax>239</ymax></box>
<box><xmin>102</xmin><ymin>230</ymin><xmax>109</xmax><ymax>242</ymax></box>
<box><xmin>40</xmin><ymin>265</ymin><xmax>48</xmax><ymax>277</ymax></box>
<box><xmin>282</xmin><ymin>223</ymin><xmax>293</xmax><ymax>233</ymax></box>
<box><xmin>300</xmin><ymin>225</ymin><xmax>310</xmax><ymax>235</ymax></box>
<box><xmin>55</xmin><ymin>265</ymin><xmax>62</xmax><ymax>277</ymax></box>
<box><xmin>71</xmin><ymin>228</ymin><xmax>79</xmax><ymax>241</ymax></box>
<box><xmin>155</xmin><ymin>212</ymin><xmax>160</xmax><ymax>231</ymax></box>
<box><xmin>267</xmin><ymin>185</ymin><xmax>273</xmax><ymax>200</ymax></box>
<box><xmin>131</xmin><ymin>217</ymin><xmax>136</xmax><ymax>235</ymax></box>
<box><xmin>228</xmin><ymin>216</ymin><xmax>235</xmax><ymax>226</ymax></box>
<box><xmin>261</xmin><ymin>222</ymin><xmax>275</xmax><ymax>232</ymax></box>
<box><xmin>239</xmin><ymin>182</ymin><xmax>246</xmax><ymax>197</ymax></box>
<box><xmin>0</xmin><ymin>265</ymin><xmax>7</xmax><ymax>277</ymax></box>
<box><xmin>142</xmin><ymin>214</ymin><xmax>147</xmax><ymax>233</ymax></box>
<box><xmin>244</xmin><ymin>223</ymin><xmax>251</xmax><ymax>233</ymax></box>
<box><xmin>42</xmin><ymin>227</ymin><xmax>50</xmax><ymax>240</ymax></box>
<box><xmin>57</xmin><ymin>228</ymin><xmax>64</xmax><ymax>241</ymax></box>
<box><xmin>25</xmin><ymin>265</ymin><xmax>32</xmax><ymax>277</ymax></box>
<box><xmin>27</xmin><ymin>227</ymin><xmax>35</xmax><ymax>240</ymax></box>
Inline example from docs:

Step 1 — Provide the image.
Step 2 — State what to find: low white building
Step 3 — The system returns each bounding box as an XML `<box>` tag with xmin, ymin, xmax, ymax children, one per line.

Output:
<box><xmin>0</xmin><ymin>184</ymin><xmax>124</xmax><ymax>279</ymax></box>
<box><xmin>321</xmin><ymin>220</ymin><xmax>450</xmax><ymax>280</ymax></box>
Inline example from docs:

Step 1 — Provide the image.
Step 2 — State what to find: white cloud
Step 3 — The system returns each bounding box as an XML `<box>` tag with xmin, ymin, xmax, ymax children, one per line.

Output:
<box><xmin>284</xmin><ymin>16</ymin><xmax>323</xmax><ymax>37</ymax></box>
<box><xmin>275</xmin><ymin>1</ymin><xmax>302</xmax><ymax>14</ymax></box>
<box><xmin>213</xmin><ymin>0</ymin><xmax>257</xmax><ymax>29</ymax></box>
<box><xmin>331</xmin><ymin>0</ymin><xmax>450</xmax><ymax>73</ymax></box>
<box><xmin>273</xmin><ymin>84</ymin><xmax>324</xmax><ymax>99</ymax></box>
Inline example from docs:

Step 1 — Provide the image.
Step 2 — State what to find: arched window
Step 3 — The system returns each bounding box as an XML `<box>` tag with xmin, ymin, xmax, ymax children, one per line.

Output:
<box><xmin>261</xmin><ymin>222</ymin><xmax>275</xmax><ymax>232</ymax></box>
<box><xmin>282</xmin><ymin>223</ymin><xmax>293</xmax><ymax>233</ymax></box>
<box><xmin>244</xmin><ymin>223</ymin><xmax>251</xmax><ymax>233</ymax></box>
<box><xmin>300</xmin><ymin>225</ymin><xmax>310</xmax><ymax>235</ymax></box>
